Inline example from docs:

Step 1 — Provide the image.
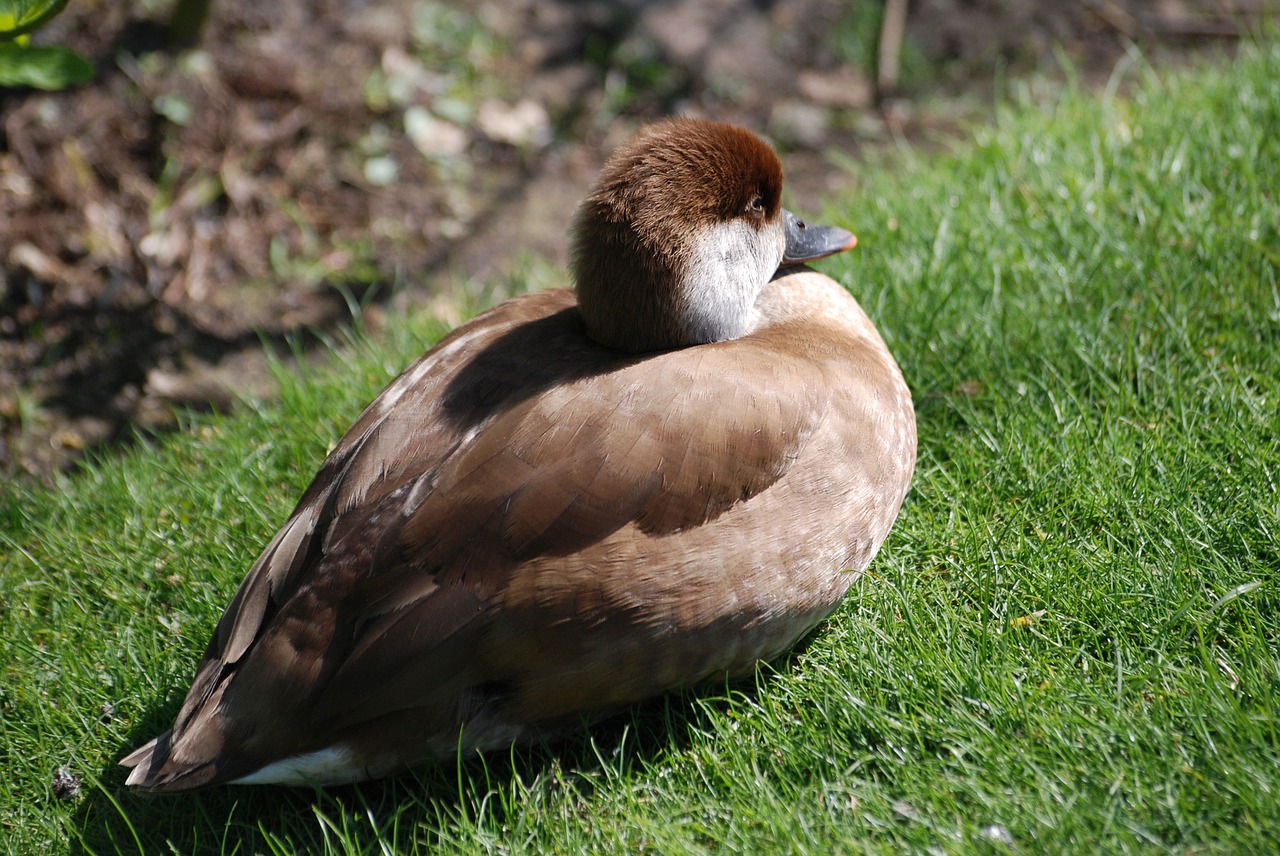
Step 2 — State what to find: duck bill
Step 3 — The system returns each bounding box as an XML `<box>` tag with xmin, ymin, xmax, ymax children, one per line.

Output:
<box><xmin>781</xmin><ymin>209</ymin><xmax>857</xmax><ymax>265</ymax></box>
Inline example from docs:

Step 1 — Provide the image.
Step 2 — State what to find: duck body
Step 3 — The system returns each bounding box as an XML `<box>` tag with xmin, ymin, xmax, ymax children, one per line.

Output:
<box><xmin>122</xmin><ymin>120</ymin><xmax>916</xmax><ymax>792</ymax></box>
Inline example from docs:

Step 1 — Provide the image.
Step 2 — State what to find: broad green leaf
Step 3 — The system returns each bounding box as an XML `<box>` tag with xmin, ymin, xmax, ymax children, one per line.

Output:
<box><xmin>0</xmin><ymin>42</ymin><xmax>92</xmax><ymax>89</ymax></box>
<box><xmin>0</xmin><ymin>0</ymin><xmax>69</xmax><ymax>42</ymax></box>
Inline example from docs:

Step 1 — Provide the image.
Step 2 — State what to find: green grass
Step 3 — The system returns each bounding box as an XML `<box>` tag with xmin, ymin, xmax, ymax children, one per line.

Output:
<box><xmin>3</xmin><ymin>42</ymin><xmax>1280</xmax><ymax>855</ymax></box>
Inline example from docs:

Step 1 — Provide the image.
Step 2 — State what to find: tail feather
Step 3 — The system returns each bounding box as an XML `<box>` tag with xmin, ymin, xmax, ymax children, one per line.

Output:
<box><xmin>119</xmin><ymin>733</ymin><xmax>165</xmax><ymax>774</ymax></box>
<box><xmin>120</xmin><ymin>729</ymin><xmax>242</xmax><ymax>793</ymax></box>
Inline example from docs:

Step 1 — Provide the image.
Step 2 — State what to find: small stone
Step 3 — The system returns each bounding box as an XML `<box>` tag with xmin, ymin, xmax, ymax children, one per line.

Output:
<box><xmin>768</xmin><ymin>101</ymin><xmax>830</xmax><ymax>148</ymax></box>
<box><xmin>796</xmin><ymin>68</ymin><xmax>874</xmax><ymax>110</ymax></box>
<box><xmin>475</xmin><ymin>99</ymin><xmax>552</xmax><ymax>148</ymax></box>
<box><xmin>363</xmin><ymin>156</ymin><xmax>400</xmax><ymax>187</ymax></box>
<box><xmin>380</xmin><ymin>46</ymin><xmax>440</xmax><ymax>104</ymax></box>
<box><xmin>405</xmin><ymin>107</ymin><xmax>469</xmax><ymax>158</ymax></box>
<box><xmin>52</xmin><ymin>429</ymin><xmax>84</xmax><ymax>451</ymax></box>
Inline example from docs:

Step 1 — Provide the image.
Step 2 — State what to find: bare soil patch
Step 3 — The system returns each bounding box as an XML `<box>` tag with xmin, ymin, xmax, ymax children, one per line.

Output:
<box><xmin>1</xmin><ymin>0</ymin><xmax>1267</xmax><ymax>481</ymax></box>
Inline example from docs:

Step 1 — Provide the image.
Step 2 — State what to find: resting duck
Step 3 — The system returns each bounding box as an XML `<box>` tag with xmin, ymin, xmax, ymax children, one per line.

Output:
<box><xmin>122</xmin><ymin>118</ymin><xmax>916</xmax><ymax>792</ymax></box>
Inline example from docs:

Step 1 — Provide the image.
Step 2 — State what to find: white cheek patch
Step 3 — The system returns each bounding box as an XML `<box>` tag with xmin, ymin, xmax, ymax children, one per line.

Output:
<box><xmin>681</xmin><ymin>220</ymin><xmax>785</xmax><ymax>343</ymax></box>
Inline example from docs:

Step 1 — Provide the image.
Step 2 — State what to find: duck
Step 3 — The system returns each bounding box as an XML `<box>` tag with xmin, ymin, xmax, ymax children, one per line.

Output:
<box><xmin>121</xmin><ymin>118</ymin><xmax>917</xmax><ymax>793</ymax></box>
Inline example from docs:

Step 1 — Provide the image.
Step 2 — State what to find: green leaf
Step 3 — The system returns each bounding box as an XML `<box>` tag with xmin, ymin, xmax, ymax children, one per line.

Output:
<box><xmin>0</xmin><ymin>42</ymin><xmax>92</xmax><ymax>89</ymax></box>
<box><xmin>0</xmin><ymin>0</ymin><xmax>68</xmax><ymax>41</ymax></box>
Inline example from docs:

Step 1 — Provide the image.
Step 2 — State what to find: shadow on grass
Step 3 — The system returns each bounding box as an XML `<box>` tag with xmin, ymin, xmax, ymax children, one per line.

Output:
<box><xmin>68</xmin><ymin>651</ymin><xmax>811</xmax><ymax>855</ymax></box>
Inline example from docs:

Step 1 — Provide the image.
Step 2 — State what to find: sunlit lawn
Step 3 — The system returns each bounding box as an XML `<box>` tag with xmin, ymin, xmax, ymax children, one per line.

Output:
<box><xmin>2</xmin><ymin>42</ymin><xmax>1278</xmax><ymax>855</ymax></box>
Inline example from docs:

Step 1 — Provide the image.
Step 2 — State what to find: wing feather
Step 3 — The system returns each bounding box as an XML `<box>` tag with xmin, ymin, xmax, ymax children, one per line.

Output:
<box><xmin>153</xmin><ymin>289</ymin><xmax>842</xmax><ymax>776</ymax></box>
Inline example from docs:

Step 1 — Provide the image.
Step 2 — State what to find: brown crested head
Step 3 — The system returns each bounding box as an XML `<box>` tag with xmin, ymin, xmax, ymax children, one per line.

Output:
<box><xmin>570</xmin><ymin>119</ymin><xmax>787</xmax><ymax>353</ymax></box>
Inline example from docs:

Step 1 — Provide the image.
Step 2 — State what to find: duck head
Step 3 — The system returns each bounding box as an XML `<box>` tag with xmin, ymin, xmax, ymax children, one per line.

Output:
<box><xmin>570</xmin><ymin>118</ymin><xmax>857</xmax><ymax>353</ymax></box>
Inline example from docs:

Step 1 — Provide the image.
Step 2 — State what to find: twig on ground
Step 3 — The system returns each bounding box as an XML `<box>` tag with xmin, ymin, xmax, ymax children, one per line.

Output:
<box><xmin>877</xmin><ymin>0</ymin><xmax>909</xmax><ymax>98</ymax></box>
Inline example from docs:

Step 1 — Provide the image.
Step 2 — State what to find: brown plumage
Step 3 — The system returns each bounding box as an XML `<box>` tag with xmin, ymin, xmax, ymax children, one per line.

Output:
<box><xmin>121</xmin><ymin>118</ymin><xmax>916</xmax><ymax>792</ymax></box>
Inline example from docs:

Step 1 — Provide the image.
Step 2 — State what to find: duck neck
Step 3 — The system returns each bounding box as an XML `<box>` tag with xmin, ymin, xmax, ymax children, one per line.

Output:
<box><xmin>572</xmin><ymin>214</ymin><xmax>779</xmax><ymax>353</ymax></box>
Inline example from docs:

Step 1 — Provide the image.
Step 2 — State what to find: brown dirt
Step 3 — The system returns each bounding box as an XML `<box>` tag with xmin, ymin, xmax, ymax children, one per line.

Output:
<box><xmin>1</xmin><ymin>0</ymin><xmax>1270</xmax><ymax>482</ymax></box>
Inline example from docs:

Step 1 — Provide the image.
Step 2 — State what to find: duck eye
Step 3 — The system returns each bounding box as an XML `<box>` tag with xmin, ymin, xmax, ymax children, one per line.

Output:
<box><xmin>747</xmin><ymin>195</ymin><xmax>766</xmax><ymax>216</ymax></box>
